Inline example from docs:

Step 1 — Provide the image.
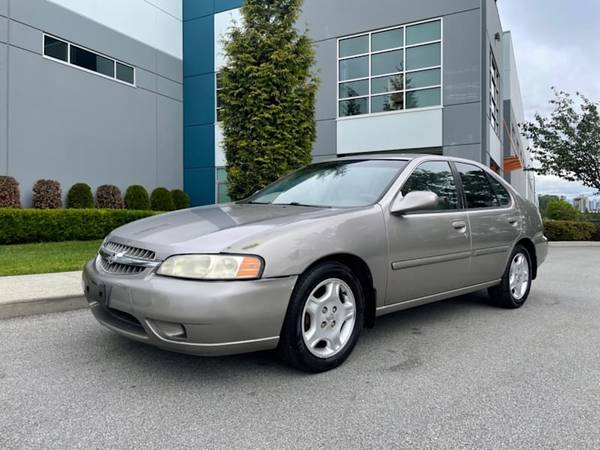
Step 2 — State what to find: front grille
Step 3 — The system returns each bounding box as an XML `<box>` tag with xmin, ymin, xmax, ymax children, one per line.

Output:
<box><xmin>99</xmin><ymin>241</ymin><xmax>156</xmax><ymax>275</ymax></box>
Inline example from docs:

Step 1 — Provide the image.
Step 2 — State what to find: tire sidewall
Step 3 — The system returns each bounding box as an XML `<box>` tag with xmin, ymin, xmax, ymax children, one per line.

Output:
<box><xmin>281</xmin><ymin>262</ymin><xmax>365</xmax><ymax>372</ymax></box>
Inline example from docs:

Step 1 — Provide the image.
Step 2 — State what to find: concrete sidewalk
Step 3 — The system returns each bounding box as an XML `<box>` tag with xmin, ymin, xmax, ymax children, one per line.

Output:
<box><xmin>0</xmin><ymin>271</ymin><xmax>85</xmax><ymax>320</ymax></box>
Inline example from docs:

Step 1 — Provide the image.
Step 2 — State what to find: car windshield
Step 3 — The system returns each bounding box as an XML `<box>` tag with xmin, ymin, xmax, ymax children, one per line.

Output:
<box><xmin>247</xmin><ymin>159</ymin><xmax>408</xmax><ymax>208</ymax></box>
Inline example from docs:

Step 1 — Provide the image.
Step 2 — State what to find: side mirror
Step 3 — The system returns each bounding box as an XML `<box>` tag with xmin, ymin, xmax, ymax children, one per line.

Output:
<box><xmin>391</xmin><ymin>191</ymin><xmax>439</xmax><ymax>215</ymax></box>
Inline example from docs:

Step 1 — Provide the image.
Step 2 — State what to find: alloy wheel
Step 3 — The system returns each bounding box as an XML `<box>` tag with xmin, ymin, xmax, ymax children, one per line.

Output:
<box><xmin>509</xmin><ymin>252</ymin><xmax>530</xmax><ymax>300</ymax></box>
<box><xmin>301</xmin><ymin>278</ymin><xmax>356</xmax><ymax>359</ymax></box>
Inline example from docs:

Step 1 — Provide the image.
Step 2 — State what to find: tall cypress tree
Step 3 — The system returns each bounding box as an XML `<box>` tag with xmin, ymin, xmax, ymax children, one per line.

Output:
<box><xmin>220</xmin><ymin>0</ymin><xmax>319</xmax><ymax>200</ymax></box>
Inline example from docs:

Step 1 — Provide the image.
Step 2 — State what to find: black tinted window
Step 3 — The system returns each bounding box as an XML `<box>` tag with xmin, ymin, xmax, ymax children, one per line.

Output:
<box><xmin>44</xmin><ymin>36</ymin><xmax>68</xmax><ymax>62</ymax></box>
<box><xmin>487</xmin><ymin>174</ymin><xmax>511</xmax><ymax>206</ymax></box>
<box><xmin>401</xmin><ymin>161</ymin><xmax>459</xmax><ymax>210</ymax></box>
<box><xmin>70</xmin><ymin>45</ymin><xmax>114</xmax><ymax>77</ymax></box>
<box><xmin>455</xmin><ymin>163</ymin><xmax>499</xmax><ymax>209</ymax></box>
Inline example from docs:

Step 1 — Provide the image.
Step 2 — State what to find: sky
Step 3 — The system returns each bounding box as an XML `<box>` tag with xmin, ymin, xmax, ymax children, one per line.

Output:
<box><xmin>497</xmin><ymin>0</ymin><xmax>600</xmax><ymax>200</ymax></box>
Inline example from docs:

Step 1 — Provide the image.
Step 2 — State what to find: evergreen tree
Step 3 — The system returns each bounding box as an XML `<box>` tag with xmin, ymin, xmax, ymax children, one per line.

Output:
<box><xmin>220</xmin><ymin>0</ymin><xmax>319</xmax><ymax>200</ymax></box>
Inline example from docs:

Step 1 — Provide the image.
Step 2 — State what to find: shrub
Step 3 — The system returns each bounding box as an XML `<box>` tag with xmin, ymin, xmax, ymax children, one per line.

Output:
<box><xmin>0</xmin><ymin>208</ymin><xmax>159</xmax><ymax>244</ymax></box>
<box><xmin>32</xmin><ymin>179</ymin><xmax>62</xmax><ymax>209</ymax></box>
<box><xmin>0</xmin><ymin>176</ymin><xmax>21</xmax><ymax>208</ymax></box>
<box><xmin>151</xmin><ymin>187</ymin><xmax>175</xmax><ymax>211</ymax></box>
<box><xmin>66</xmin><ymin>183</ymin><xmax>94</xmax><ymax>209</ymax></box>
<box><xmin>96</xmin><ymin>185</ymin><xmax>124</xmax><ymax>209</ymax></box>
<box><xmin>591</xmin><ymin>223</ymin><xmax>600</xmax><ymax>242</ymax></box>
<box><xmin>545</xmin><ymin>199</ymin><xmax>581</xmax><ymax>221</ymax></box>
<box><xmin>171</xmin><ymin>189</ymin><xmax>191</xmax><ymax>210</ymax></box>
<box><xmin>543</xmin><ymin>220</ymin><xmax>596</xmax><ymax>241</ymax></box>
<box><xmin>124</xmin><ymin>185</ymin><xmax>150</xmax><ymax>210</ymax></box>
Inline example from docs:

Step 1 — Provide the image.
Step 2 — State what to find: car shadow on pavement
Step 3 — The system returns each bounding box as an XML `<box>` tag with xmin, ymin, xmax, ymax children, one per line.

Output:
<box><xmin>96</xmin><ymin>289</ymin><xmax>497</xmax><ymax>379</ymax></box>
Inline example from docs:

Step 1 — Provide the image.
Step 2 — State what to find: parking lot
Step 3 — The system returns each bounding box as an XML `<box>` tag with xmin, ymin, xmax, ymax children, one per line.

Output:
<box><xmin>1</xmin><ymin>244</ymin><xmax>599</xmax><ymax>449</ymax></box>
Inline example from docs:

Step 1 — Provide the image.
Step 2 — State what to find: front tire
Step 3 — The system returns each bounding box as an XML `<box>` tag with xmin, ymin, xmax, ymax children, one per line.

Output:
<box><xmin>488</xmin><ymin>245</ymin><xmax>532</xmax><ymax>309</ymax></box>
<box><xmin>278</xmin><ymin>261</ymin><xmax>364</xmax><ymax>372</ymax></box>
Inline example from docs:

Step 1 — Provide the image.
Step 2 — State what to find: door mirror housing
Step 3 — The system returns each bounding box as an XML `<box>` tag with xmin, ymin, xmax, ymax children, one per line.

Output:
<box><xmin>391</xmin><ymin>191</ymin><xmax>439</xmax><ymax>215</ymax></box>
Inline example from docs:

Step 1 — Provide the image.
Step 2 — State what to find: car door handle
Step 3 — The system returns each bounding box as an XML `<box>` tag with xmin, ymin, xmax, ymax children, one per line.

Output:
<box><xmin>507</xmin><ymin>217</ymin><xmax>519</xmax><ymax>225</ymax></box>
<box><xmin>451</xmin><ymin>220</ymin><xmax>467</xmax><ymax>230</ymax></box>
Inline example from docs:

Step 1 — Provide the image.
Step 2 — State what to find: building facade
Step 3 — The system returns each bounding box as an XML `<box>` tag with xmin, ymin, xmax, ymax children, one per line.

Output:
<box><xmin>1</xmin><ymin>0</ymin><xmax>183</xmax><ymax>206</ymax></box>
<box><xmin>1</xmin><ymin>0</ymin><xmax>535</xmax><ymax>207</ymax></box>
<box><xmin>183</xmin><ymin>0</ymin><xmax>536</xmax><ymax>205</ymax></box>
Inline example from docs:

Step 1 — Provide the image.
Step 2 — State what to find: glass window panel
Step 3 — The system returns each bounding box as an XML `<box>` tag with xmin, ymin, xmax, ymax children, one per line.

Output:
<box><xmin>372</xmin><ymin>28</ymin><xmax>404</xmax><ymax>52</ymax></box>
<box><xmin>339</xmin><ymin>79</ymin><xmax>369</xmax><ymax>99</ymax></box>
<box><xmin>371</xmin><ymin>50</ymin><xmax>403</xmax><ymax>76</ymax></box>
<box><xmin>44</xmin><ymin>36</ymin><xmax>68</xmax><ymax>62</ymax></box>
<box><xmin>406</xmin><ymin>20</ymin><xmax>441</xmax><ymax>45</ymax></box>
<box><xmin>455</xmin><ymin>163</ymin><xmax>499</xmax><ymax>209</ymax></box>
<box><xmin>372</xmin><ymin>74</ymin><xmax>404</xmax><ymax>94</ymax></box>
<box><xmin>339</xmin><ymin>98</ymin><xmax>368</xmax><ymax>117</ymax></box>
<box><xmin>371</xmin><ymin>93</ymin><xmax>404</xmax><ymax>113</ymax></box>
<box><xmin>70</xmin><ymin>46</ymin><xmax>114</xmax><ymax>77</ymax></box>
<box><xmin>487</xmin><ymin>174</ymin><xmax>511</xmax><ymax>206</ymax></box>
<box><xmin>339</xmin><ymin>56</ymin><xmax>368</xmax><ymax>81</ymax></box>
<box><xmin>401</xmin><ymin>161</ymin><xmax>458</xmax><ymax>210</ymax></box>
<box><xmin>406</xmin><ymin>43</ymin><xmax>441</xmax><ymax>70</ymax></box>
<box><xmin>339</xmin><ymin>35</ymin><xmax>369</xmax><ymax>58</ymax></box>
<box><xmin>406</xmin><ymin>87</ymin><xmax>441</xmax><ymax>109</ymax></box>
<box><xmin>116</xmin><ymin>62</ymin><xmax>134</xmax><ymax>84</ymax></box>
<box><xmin>406</xmin><ymin>68</ymin><xmax>441</xmax><ymax>90</ymax></box>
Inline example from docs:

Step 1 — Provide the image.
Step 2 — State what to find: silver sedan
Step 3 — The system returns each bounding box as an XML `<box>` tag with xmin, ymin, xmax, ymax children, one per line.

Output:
<box><xmin>83</xmin><ymin>155</ymin><xmax>548</xmax><ymax>372</ymax></box>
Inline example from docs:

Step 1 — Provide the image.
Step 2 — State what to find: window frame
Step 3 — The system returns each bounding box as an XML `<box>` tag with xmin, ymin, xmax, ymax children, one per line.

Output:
<box><xmin>336</xmin><ymin>18</ymin><xmax>443</xmax><ymax>119</ymax></box>
<box><xmin>396</xmin><ymin>158</ymin><xmax>465</xmax><ymax>215</ymax></box>
<box><xmin>42</xmin><ymin>34</ymin><xmax>136</xmax><ymax>87</ymax></box>
<box><xmin>452</xmin><ymin>162</ymin><xmax>514</xmax><ymax>211</ymax></box>
<box><xmin>489</xmin><ymin>50</ymin><xmax>500</xmax><ymax>136</ymax></box>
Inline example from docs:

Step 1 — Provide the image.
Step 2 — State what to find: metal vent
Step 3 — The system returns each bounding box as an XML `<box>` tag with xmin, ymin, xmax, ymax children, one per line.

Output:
<box><xmin>99</xmin><ymin>241</ymin><xmax>157</xmax><ymax>275</ymax></box>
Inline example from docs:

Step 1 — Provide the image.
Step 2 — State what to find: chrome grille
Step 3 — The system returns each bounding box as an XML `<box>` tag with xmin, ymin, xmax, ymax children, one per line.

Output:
<box><xmin>99</xmin><ymin>241</ymin><xmax>157</xmax><ymax>275</ymax></box>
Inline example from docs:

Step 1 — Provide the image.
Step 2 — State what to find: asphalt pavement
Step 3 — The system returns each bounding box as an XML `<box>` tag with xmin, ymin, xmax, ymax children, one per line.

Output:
<box><xmin>1</xmin><ymin>245</ymin><xmax>599</xmax><ymax>449</ymax></box>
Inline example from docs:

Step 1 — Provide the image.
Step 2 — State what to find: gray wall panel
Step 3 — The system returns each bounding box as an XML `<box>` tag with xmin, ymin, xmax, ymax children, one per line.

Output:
<box><xmin>135</xmin><ymin>68</ymin><xmax>157</xmax><ymax>92</ymax></box>
<box><xmin>7</xmin><ymin>45</ymin><xmax>182</xmax><ymax>206</ymax></box>
<box><xmin>443</xmin><ymin>102</ymin><xmax>481</xmax><ymax>147</ymax></box>
<box><xmin>313</xmin><ymin>119</ymin><xmax>336</xmax><ymax>157</ymax></box>
<box><xmin>9</xmin><ymin>0</ymin><xmax>181</xmax><ymax>83</ymax></box>
<box><xmin>157</xmin><ymin>51</ymin><xmax>183</xmax><ymax>83</ymax></box>
<box><xmin>157</xmin><ymin>75</ymin><xmax>183</xmax><ymax>102</ymax></box>
<box><xmin>8</xmin><ymin>19</ymin><xmax>39</xmax><ymax>53</ymax></box>
<box><xmin>443</xmin><ymin>8</ymin><xmax>481</xmax><ymax>106</ymax></box>
<box><xmin>443</xmin><ymin>143</ymin><xmax>480</xmax><ymax>161</ymax></box>
<box><xmin>301</xmin><ymin>0</ymin><xmax>480</xmax><ymax>41</ymax></box>
<box><xmin>157</xmin><ymin>96</ymin><xmax>184</xmax><ymax>188</ymax></box>
<box><xmin>0</xmin><ymin>43</ymin><xmax>6</xmax><ymax>175</ymax></box>
<box><xmin>314</xmin><ymin>39</ymin><xmax>336</xmax><ymax>121</ymax></box>
<box><xmin>0</xmin><ymin>17</ymin><xmax>7</xmax><ymax>43</ymax></box>
<box><xmin>0</xmin><ymin>0</ymin><xmax>6</xmax><ymax>17</ymax></box>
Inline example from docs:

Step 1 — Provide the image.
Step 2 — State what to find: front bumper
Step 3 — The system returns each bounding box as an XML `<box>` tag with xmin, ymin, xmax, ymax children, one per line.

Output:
<box><xmin>83</xmin><ymin>258</ymin><xmax>297</xmax><ymax>356</ymax></box>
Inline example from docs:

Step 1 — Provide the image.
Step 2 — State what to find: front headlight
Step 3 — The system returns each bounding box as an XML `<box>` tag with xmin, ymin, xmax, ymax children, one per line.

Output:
<box><xmin>156</xmin><ymin>254</ymin><xmax>263</xmax><ymax>280</ymax></box>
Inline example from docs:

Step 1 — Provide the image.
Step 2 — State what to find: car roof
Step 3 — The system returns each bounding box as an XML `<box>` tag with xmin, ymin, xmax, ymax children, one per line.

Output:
<box><xmin>318</xmin><ymin>153</ymin><xmax>489</xmax><ymax>167</ymax></box>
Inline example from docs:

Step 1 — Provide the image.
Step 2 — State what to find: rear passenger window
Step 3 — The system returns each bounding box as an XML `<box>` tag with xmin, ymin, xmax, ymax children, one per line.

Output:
<box><xmin>401</xmin><ymin>161</ymin><xmax>459</xmax><ymax>210</ymax></box>
<box><xmin>455</xmin><ymin>163</ymin><xmax>499</xmax><ymax>209</ymax></box>
<box><xmin>486</xmin><ymin>174</ymin><xmax>511</xmax><ymax>206</ymax></box>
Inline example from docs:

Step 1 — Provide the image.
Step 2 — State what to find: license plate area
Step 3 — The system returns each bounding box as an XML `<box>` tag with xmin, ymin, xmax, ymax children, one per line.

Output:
<box><xmin>85</xmin><ymin>281</ymin><xmax>111</xmax><ymax>307</ymax></box>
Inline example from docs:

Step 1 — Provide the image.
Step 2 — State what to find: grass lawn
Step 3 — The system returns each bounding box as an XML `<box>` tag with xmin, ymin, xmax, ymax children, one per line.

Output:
<box><xmin>0</xmin><ymin>240</ymin><xmax>102</xmax><ymax>276</ymax></box>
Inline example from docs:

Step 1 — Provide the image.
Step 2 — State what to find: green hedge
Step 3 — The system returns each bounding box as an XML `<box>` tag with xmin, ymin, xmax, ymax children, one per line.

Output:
<box><xmin>543</xmin><ymin>220</ymin><xmax>596</xmax><ymax>241</ymax></box>
<box><xmin>0</xmin><ymin>208</ymin><xmax>158</xmax><ymax>245</ymax></box>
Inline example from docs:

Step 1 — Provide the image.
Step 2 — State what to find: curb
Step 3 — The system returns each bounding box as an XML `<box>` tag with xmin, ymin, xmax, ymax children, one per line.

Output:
<box><xmin>0</xmin><ymin>295</ymin><xmax>87</xmax><ymax>320</ymax></box>
<box><xmin>549</xmin><ymin>242</ymin><xmax>600</xmax><ymax>247</ymax></box>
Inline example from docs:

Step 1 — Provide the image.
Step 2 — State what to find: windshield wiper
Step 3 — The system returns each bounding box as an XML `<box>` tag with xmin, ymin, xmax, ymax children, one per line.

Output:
<box><xmin>277</xmin><ymin>202</ymin><xmax>331</xmax><ymax>208</ymax></box>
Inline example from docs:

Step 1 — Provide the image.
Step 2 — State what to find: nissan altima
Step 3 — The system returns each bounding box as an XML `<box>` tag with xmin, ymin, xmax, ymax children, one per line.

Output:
<box><xmin>83</xmin><ymin>155</ymin><xmax>548</xmax><ymax>372</ymax></box>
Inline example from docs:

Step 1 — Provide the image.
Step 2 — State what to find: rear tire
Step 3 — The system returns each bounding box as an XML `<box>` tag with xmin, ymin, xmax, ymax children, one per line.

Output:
<box><xmin>488</xmin><ymin>245</ymin><xmax>532</xmax><ymax>309</ymax></box>
<box><xmin>278</xmin><ymin>261</ymin><xmax>364</xmax><ymax>372</ymax></box>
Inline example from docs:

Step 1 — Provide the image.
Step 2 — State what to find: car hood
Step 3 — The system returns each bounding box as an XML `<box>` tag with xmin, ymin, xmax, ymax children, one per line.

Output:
<box><xmin>108</xmin><ymin>203</ymin><xmax>352</xmax><ymax>257</ymax></box>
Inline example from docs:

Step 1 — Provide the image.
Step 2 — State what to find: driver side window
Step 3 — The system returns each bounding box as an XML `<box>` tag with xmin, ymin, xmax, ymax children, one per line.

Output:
<box><xmin>401</xmin><ymin>161</ymin><xmax>459</xmax><ymax>211</ymax></box>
